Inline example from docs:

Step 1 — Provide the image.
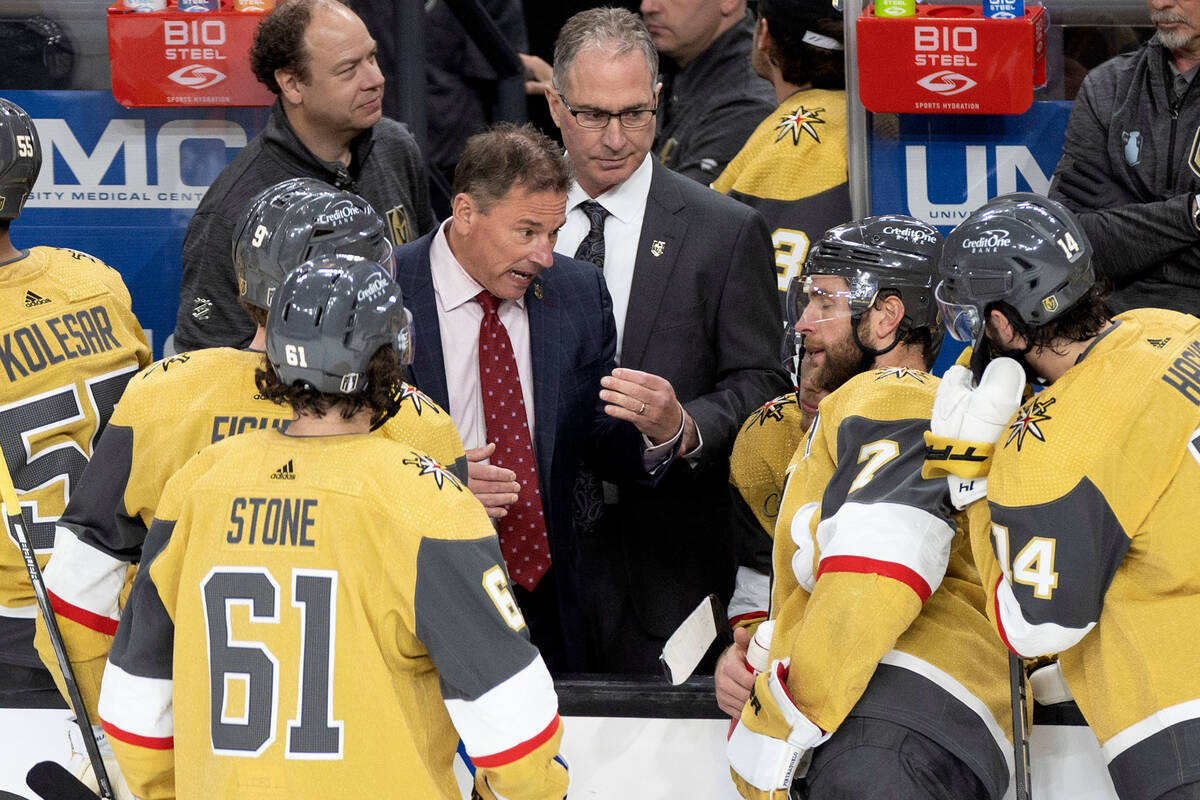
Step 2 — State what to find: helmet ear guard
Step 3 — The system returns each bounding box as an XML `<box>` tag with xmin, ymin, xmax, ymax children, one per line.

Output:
<box><xmin>266</xmin><ymin>254</ymin><xmax>413</xmax><ymax>397</ymax></box>
<box><xmin>0</xmin><ymin>98</ymin><xmax>42</xmax><ymax>221</ymax></box>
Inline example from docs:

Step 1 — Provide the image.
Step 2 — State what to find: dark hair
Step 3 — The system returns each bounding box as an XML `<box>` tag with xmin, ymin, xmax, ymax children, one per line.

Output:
<box><xmin>990</xmin><ymin>283</ymin><xmax>1112</xmax><ymax>352</ymax></box>
<box><xmin>250</xmin><ymin>0</ymin><xmax>350</xmax><ymax>94</ymax></box>
<box><xmin>242</xmin><ymin>299</ymin><xmax>268</xmax><ymax>327</ymax></box>
<box><xmin>764</xmin><ymin>15</ymin><xmax>845</xmax><ymax>89</ymax></box>
<box><xmin>255</xmin><ymin>343</ymin><xmax>404</xmax><ymax>424</ymax></box>
<box><xmin>452</xmin><ymin>123</ymin><xmax>572</xmax><ymax>212</ymax></box>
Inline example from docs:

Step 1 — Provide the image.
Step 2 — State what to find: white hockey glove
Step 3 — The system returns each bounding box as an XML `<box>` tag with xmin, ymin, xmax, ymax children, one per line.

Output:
<box><xmin>923</xmin><ymin>359</ymin><xmax>1025</xmax><ymax>509</ymax></box>
<box><xmin>67</xmin><ymin>722</ymin><xmax>135</xmax><ymax>800</ymax></box>
<box><xmin>728</xmin><ymin>660</ymin><xmax>830</xmax><ymax>799</ymax></box>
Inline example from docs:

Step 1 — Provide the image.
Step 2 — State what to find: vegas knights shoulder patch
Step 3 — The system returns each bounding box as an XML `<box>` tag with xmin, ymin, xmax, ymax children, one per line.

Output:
<box><xmin>402</xmin><ymin>452</ymin><xmax>463</xmax><ymax>491</ymax></box>
<box><xmin>775</xmin><ymin>105</ymin><xmax>826</xmax><ymax>145</ymax></box>
<box><xmin>1190</xmin><ymin>125</ymin><xmax>1200</xmax><ymax>179</ymax></box>
<box><xmin>1005</xmin><ymin>397</ymin><xmax>1055</xmax><ymax>451</ymax></box>
<box><xmin>744</xmin><ymin>394</ymin><xmax>798</xmax><ymax>428</ymax></box>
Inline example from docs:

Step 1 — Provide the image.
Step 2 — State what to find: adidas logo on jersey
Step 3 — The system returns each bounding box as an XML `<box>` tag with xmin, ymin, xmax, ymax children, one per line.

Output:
<box><xmin>1147</xmin><ymin>337</ymin><xmax>1172</xmax><ymax>349</ymax></box>
<box><xmin>270</xmin><ymin>459</ymin><xmax>296</xmax><ymax>480</ymax></box>
<box><xmin>24</xmin><ymin>290</ymin><xmax>50</xmax><ymax>308</ymax></box>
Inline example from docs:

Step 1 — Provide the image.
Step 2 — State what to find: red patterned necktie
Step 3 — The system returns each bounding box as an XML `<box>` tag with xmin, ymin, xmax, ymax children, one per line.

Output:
<box><xmin>475</xmin><ymin>290</ymin><xmax>551</xmax><ymax>591</ymax></box>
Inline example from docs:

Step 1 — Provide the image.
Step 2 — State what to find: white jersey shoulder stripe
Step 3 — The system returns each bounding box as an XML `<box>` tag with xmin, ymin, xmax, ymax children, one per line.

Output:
<box><xmin>444</xmin><ymin>654</ymin><xmax>559</xmax><ymax>763</ymax></box>
<box><xmin>98</xmin><ymin>660</ymin><xmax>173</xmax><ymax>743</ymax></box>
<box><xmin>44</xmin><ymin>524</ymin><xmax>127</xmax><ymax>631</ymax></box>
<box><xmin>816</xmin><ymin>502</ymin><xmax>954</xmax><ymax>601</ymax></box>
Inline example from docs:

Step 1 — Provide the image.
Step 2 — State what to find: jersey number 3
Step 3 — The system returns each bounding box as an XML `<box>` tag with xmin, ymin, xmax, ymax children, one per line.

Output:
<box><xmin>202</xmin><ymin>567</ymin><xmax>343</xmax><ymax>759</ymax></box>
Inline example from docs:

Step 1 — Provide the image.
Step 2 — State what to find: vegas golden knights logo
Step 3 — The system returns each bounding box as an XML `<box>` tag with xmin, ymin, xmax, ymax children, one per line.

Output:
<box><xmin>1042</xmin><ymin>295</ymin><xmax>1059</xmax><ymax>313</ymax></box>
<box><xmin>1190</xmin><ymin>126</ymin><xmax>1200</xmax><ymax>179</ymax></box>
<box><xmin>386</xmin><ymin>204</ymin><xmax>414</xmax><ymax>245</ymax></box>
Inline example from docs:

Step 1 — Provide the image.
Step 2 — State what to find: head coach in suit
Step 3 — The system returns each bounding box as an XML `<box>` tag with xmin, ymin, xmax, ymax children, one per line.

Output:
<box><xmin>393</xmin><ymin>124</ymin><xmax>677</xmax><ymax>674</ymax></box>
<box><xmin>543</xmin><ymin>8</ymin><xmax>791</xmax><ymax>674</ymax></box>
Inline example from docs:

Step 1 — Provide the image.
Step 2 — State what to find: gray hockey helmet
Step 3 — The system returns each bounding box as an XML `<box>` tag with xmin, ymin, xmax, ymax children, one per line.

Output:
<box><xmin>233</xmin><ymin>178</ymin><xmax>393</xmax><ymax>311</ymax></box>
<box><xmin>785</xmin><ymin>214</ymin><xmax>944</xmax><ymax>339</ymax></box>
<box><xmin>0</xmin><ymin>98</ymin><xmax>41</xmax><ymax>221</ymax></box>
<box><xmin>936</xmin><ymin>192</ymin><xmax>1093</xmax><ymax>344</ymax></box>
<box><xmin>266</xmin><ymin>255</ymin><xmax>413</xmax><ymax>395</ymax></box>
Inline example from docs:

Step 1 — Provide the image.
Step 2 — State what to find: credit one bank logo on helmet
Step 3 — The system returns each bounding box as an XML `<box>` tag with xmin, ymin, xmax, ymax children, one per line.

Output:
<box><xmin>962</xmin><ymin>229</ymin><xmax>1012</xmax><ymax>252</ymax></box>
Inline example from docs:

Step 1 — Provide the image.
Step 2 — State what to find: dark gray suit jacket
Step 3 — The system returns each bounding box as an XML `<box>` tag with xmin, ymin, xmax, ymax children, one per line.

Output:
<box><xmin>596</xmin><ymin>160</ymin><xmax>790</xmax><ymax>658</ymax></box>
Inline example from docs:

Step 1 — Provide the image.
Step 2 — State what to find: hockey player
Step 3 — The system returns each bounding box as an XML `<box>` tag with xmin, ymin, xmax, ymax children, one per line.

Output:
<box><xmin>98</xmin><ymin>256</ymin><xmax>567</xmax><ymax>799</ymax></box>
<box><xmin>727</xmin><ymin>216</ymin><xmax>1015</xmax><ymax>799</ymax></box>
<box><xmin>36</xmin><ymin>179</ymin><xmax>465</xmax><ymax>726</ymax></box>
<box><xmin>717</xmin><ymin>343</ymin><xmax>827</xmax><ymax>717</ymax></box>
<box><xmin>0</xmin><ymin>98</ymin><xmax>150</xmax><ymax>721</ymax></box>
<box><xmin>930</xmin><ymin>192</ymin><xmax>1200</xmax><ymax>799</ymax></box>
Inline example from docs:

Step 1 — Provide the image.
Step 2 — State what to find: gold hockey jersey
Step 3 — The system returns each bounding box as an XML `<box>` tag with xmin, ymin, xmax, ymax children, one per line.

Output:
<box><xmin>38</xmin><ymin>347</ymin><xmax>466</xmax><ymax>717</ymax></box>
<box><xmin>98</xmin><ymin>430</ymin><xmax>565</xmax><ymax>800</ymax></box>
<box><xmin>0</xmin><ymin>246</ymin><xmax>150</xmax><ymax>670</ymax></box>
<box><xmin>712</xmin><ymin>89</ymin><xmax>852</xmax><ymax>307</ymax></box>
<box><xmin>767</xmin><ymin>368</ymin><xmax>1013</xmax><ymax>799</ymax></box>
<box><xmin>728</xmin><ymin>393</ymin><xmax>807</xmax><ymax>626</ymax></box>
<box><xmin>977</xmin><ymin>309</ymin><xmax>1200</xmax><ymax>799</ymax></box>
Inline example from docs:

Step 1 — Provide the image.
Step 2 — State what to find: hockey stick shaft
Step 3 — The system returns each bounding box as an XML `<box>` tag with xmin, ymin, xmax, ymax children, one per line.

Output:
<box><xmin>0</xmin><ymin>457</ymin><xmax>113</xmax><ymax>799</ymax></box>
<box><xmin>1010</xmin><ymin>652</ymin><xmax>1032</xmax><ymax>800</ymax></box>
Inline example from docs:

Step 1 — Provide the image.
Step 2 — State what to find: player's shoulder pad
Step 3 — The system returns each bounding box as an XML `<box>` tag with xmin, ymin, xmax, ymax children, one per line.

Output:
<box><xmin>739</xmin><ymin>393</ymin><xmax>804</xmax><ymax>434</ymax></box>
<box><xmin>823</xmin><ymin>367</ymin><xmax>938</xmax><ymax>424</ymax></box>
<box><xmin>33</xmin><ymin>245</ymin><xmax>134</xmax><ymax>305</ymax></box>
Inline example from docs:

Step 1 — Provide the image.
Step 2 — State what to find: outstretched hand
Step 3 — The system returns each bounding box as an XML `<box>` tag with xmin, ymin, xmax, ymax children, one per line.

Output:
<box><xmin>600</xmin><ymin>367</ymin><xmax>693</xmax><ymax>448</ymax></box>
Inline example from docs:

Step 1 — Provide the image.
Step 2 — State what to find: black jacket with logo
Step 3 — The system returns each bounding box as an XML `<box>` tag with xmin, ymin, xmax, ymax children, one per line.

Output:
<box><xmin>174</xmin><ymin>101</ymin><xmax>433</xmax><ymax>351</ymax></box>
<box><xmin>1049</xmin><ymin>35</ymin><xmax>1200</xmax><ymax>316</ymax></box>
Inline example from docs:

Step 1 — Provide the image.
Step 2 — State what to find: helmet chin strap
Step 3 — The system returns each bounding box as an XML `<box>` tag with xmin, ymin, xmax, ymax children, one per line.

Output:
<box><xmin>850</xmin><ymin>315</ymin><xmax>905</xmax><ymax>373</ymax></box>
<box><xmin>970</xmin><ymin>336</ymin><xmax>1045</xmax><ymax>387</ymax></box>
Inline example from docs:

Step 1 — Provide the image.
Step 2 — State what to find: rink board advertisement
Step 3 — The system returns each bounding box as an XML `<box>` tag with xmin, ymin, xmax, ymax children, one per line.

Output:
<box><xmin>869</xmin><ymin>101</ymin><xmax>1072</xmax><ymax>371</ymax></box>
<box><xmin>7</xmin><ymin>90</ymin><xmax>269</xmax><ymax>356</ymax></box>
<box><xmin>870</xmin><ymin>100</ymin><xmax>1072</xmax><ymax>230</ymax></box>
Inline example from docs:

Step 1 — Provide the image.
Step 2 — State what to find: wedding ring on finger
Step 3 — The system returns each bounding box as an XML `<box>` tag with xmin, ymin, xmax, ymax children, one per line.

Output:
<box><xmin>637</xmin><ymin>400</ymin><xmax>646</xmax><ymax>415</ymax></box>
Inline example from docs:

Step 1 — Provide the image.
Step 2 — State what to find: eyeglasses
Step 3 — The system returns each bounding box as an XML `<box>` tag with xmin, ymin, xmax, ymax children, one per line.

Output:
<box><xmin>557</xmin><ymin>94</ymin><xmax>657</xmax><ymax>129</ymax></box>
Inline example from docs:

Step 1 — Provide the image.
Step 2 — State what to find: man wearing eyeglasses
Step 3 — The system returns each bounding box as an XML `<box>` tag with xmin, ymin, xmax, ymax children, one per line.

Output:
<box><xmin>544</xmin><ymin>7</ymin><xmax>789</xmax><ymax>674</ymax></box>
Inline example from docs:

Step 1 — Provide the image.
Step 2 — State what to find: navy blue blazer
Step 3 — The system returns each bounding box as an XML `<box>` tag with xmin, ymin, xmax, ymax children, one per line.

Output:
<box><xmin>394</xmin><ymin>231</ymin><xmax>648</xmax><ymax>660</ymax></box>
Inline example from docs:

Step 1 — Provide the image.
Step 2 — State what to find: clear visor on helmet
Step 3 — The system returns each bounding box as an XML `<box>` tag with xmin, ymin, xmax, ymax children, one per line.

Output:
<box><xmin>934</xmin><ymin>281</ymin><xmax>982</xmax><ymax>343</ymax></box>
<box><xmin>785</xmin><ymin>272</ymin><xmax>877</xmax><ymax>331</ymax></box>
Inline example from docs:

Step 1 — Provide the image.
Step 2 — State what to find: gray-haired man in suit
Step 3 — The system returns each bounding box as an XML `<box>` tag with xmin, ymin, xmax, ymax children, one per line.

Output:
<box><xmin>544</xmin><ymin>7</ymin><xmax>790</xmax><ymax>674</ymax></box>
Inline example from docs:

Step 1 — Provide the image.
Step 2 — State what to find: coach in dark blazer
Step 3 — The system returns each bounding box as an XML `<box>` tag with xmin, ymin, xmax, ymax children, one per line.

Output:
<box><xmin>545</xmin><ymin>8</ymin><xmax>790</xmax><ymax>673</ymax></box>
<box><xmin>393</xmin><ymin>124</ymin><xmax>672</xmax><ymax>673</ymax></box>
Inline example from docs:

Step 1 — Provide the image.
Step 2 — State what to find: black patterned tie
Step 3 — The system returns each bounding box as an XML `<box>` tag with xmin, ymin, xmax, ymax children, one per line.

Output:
<box><xmin>573</xmin><ymin>200</ymin><xmax>610</xmax><ymax>269</ymax></box>
<box><xmin>571</xmin><ymin>200</ymin><xmax>611</xmax><ymax>535</ymax></box>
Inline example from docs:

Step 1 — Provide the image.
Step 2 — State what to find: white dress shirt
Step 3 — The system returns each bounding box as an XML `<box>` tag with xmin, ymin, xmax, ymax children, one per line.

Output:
<box><xmin>554</xmin><ymin>154</ymin><xmax>699</xmax><ymax>461</ymax></box>
<box><xmin>555</xmin><ymin>153</ymin><xmax>654</xmax><ymax>364</ymax></box>
<box><xmin>428</xmin><ymin>220</ymin><xmax>535</xmax><ymax>452</ymax></box>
